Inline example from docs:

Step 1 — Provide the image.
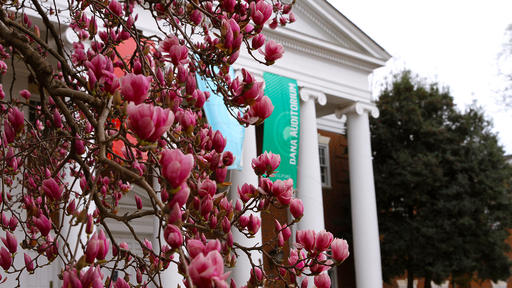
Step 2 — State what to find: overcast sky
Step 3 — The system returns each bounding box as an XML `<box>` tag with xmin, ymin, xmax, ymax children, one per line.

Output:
<box><xmin>326</xmin><ymin>0</ymin><xmax>512</xmax><ymax>154</ymax></box>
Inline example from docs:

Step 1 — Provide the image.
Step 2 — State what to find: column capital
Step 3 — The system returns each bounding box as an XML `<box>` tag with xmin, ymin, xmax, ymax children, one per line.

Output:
<box><xmin>335</xmin><ymin>102</ymin><xmax>379</xmax><ymax>119</ymax></box>
<box><xmin>299</xmin><ymin>87</ymin><xmax>327</xmax><ymax>106</ymax></box>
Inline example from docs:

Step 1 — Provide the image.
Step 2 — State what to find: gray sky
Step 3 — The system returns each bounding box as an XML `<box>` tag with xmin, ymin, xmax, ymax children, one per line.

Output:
<box><xmin>327</xmin><ymin>0</ymin><xmax>512</xmax><ymax>154</ymax></box>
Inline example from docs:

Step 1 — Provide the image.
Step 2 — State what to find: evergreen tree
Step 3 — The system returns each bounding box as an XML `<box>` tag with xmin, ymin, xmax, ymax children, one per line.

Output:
<box><xmin>371</xmin><ymin>71</ymin><xmax>512</xmax><ymax>288</ymax></box>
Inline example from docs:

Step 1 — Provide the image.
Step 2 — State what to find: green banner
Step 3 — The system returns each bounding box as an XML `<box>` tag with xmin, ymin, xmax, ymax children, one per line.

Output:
<box><xmin>262</xmin><ymin>72</ymin><xmax>300</xmax><ymax>188</ymax></box>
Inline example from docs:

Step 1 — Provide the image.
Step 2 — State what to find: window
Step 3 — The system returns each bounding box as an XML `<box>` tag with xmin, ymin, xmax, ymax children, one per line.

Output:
<box><xmin>318</xmin><ymin>134</ymin><xmax>331</xmax><ymax>188</ymax></box>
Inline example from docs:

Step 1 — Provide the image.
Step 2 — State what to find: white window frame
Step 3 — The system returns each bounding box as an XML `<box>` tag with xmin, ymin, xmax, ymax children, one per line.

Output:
<box><xmin>318</xmin><ymin>134</ymin><xmax>331</xmax><ymax>188</ymax></box>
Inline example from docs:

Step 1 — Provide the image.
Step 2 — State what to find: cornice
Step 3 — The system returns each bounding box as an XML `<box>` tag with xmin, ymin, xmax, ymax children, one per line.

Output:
<box><xmin>264</xmin><ymin>29</ymin><xmax>385</xmax><ymax>73</ymax></box>
<box><xmin>291</xmin><ymin>1</ymin><xmax>366</xmax><ymax>54</ymax></box>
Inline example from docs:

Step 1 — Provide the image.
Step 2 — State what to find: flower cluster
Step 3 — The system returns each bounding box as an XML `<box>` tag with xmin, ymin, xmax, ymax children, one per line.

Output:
<box><xmin>0</xmin><ymin>0</ymin><xmax>346</xmax><ymax>287</ymax></box>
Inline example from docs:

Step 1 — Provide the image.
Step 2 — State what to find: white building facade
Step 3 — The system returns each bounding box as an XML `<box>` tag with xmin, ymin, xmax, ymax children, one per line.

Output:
<box><xmin>2</xmin><ymin>0</ymin><xmax>390</xmax><ymax>287</ymax></box>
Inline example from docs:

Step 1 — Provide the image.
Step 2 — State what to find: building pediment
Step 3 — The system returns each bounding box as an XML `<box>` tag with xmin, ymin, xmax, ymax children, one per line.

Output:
<box><xmin>274</xmin><ymin>1</ymin><xmax>390</xmax><ymax>66</ymax></box>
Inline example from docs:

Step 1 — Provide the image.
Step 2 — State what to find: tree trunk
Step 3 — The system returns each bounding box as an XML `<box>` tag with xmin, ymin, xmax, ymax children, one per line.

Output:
<box><xmin>407</xmin><ymin>270</ymin><xmax>414</xmax><ymax>288</ymax></box>
<box><xmin>424</xmin><ymin>276</ymin><xmax>432</xmax><ymax>288</ymax></box>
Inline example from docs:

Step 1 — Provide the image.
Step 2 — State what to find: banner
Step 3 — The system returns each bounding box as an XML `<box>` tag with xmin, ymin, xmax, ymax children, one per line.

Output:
<box><xmin>197</xmin><ymin>70</ymin><xmax>244</xmax><ymax>170</ymax></box>
<box><xmin>262</xmin><ymin>72</ymin><xmax>300</xmax><ymax>188</ymax></box>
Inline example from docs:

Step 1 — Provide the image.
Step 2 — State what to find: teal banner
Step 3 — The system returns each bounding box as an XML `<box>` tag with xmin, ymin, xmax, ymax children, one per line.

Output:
<box><xmin>197</xmin><ymin>69</ymin><xmax>244</xmax><ymax>170</ymax></box>
<box><xmin>262</xmin><ymin>72</ymin><xmax>300</xmax><ymax>188</ymax></box>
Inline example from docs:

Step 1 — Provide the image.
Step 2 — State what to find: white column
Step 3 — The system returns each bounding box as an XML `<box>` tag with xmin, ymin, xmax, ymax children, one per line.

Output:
<box><xmin>229</xmin><ymin>125</ymin><xmax>263</xmax><ymax>285</ymax></box>
<box><xmin>296</xmin><ymin>88</ymin><xmax>327</xmax><ymax>233</ymax></box>
<box><xmin>152</xmin><ymin>181</ymin><xmax>182</xmax><ymax>288</ymax></box>
<box><xmin>336</xmin><ymin>102</ymin><xmax>382</xmax><ymax>288</ymax></box>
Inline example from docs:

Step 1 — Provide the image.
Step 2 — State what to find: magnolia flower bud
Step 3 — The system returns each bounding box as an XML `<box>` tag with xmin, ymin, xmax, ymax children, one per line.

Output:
<box><xmin>331</xmin><ymin>238</ymin><xmax>350</xmax><ymax>262</ymax></box>
<box><xmin>42</xmin><ymin>178</ymin><xmax>62</xmax><ymax>201</ymax></box>
<box><xmin>290</xmin><ymin>198</ymin><xmax>304</xmax><ymax>219</ymax></box>
<box><xmin>24</xmin><ymin>253</ymin><xmax>34</xmax><ymax>272</ymax></box>
<box><xmin>160</xmin><ymin>149</ymin><xmax>194</xmax><ymax>188</ymax></box>
<box><xmin>314</xmin><ymin>273</ymin><xmax>331</xmax><ymax>288</ymax></box>
<box><xmin>164</xmin><ymin>224</ymin><xmax>183</xmax><ymax>249</ymax></box>
<box><xmin>0</xmin><ymin>247</ymin><xmax>12</xmax><ymax>270</ymax></box>
<box><xmin>33</xmin><ymin>214</ymin><xmax>51</xmax><ymax>236</ymax></box>
<box><xmin>1</xmin><ymin>232</ymin><xmax>16</xmax><ymax>254</ymax></box>
<box><xmin>315</xmin><ymin>230</ymin><xmax>334</xmax><ymax>253</ymax></box>
<box><xmin>260</xmin><ymin>40</ymin><xmax>284</xmax><ymax>63</ymax></box>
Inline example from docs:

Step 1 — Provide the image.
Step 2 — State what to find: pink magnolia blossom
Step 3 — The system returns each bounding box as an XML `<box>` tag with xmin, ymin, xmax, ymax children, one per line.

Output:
<box><xmin>190</xmin><ymin>10</ymin><xmax>203</xmax><ymax>25</ymax></box>
<box><xmin>114</xmin><ymin>278</ymin><xmax>130</xmax><ymax>288</ymax></box>
<box><xmin>247</xmin><ymin>214</ymin><xmax>261</xmax><ymax>234</ymax></box>
<box><xmin>212</xmin><ymin>130</ymin><xmax>226</xmax><ymax>153</ymax></box>
<box><xmin>164</xmin><ymin>224</ymin><xmax>183</xmax><ymax>249</ymax></box>
<box><xmin>108</xmin><ymin>0</ymin><xmax>123</xmax><ymax>17</ymax></box>
<box><xmin>221</xmin><ymin>19</ymin><xmax>242</xmax><ymax>52</ymax></box>
<box><xmin>135</xmin><ymin>194</ymin><xmax>142</xmax><ymax>209</ymax></box>
<box><xmin>282</xmin><ymin>225</ymin><xmax>291</xmax><ymax>241</ymax></box>
<box><xmin>301</xmin><ymin>278</ymin><xmax>308</xmax><ymax>288</ymax></box>
<box><xmin>120</xmin><ymin>73</ymin><xmax>151</xmax><ymax>104</ymax></box>
<box><xmin>168</xmin><ymin>203</ymin><xmax>183</xmax><ymax>224</ymax></box>
<box><xmin>310</xmin><ymin>253</ymin><xmax>332</xmax><ymax>274</ymax></box>
<box><xmin>198</xmin><ymin>179</ymin><xmax>216</xmax><ymax>198</ymax></box>
<box><xmin>53</xmin><ymin>109</ymin><xmax>63</xmax><ymax>128</ymax></box>
<box><xmin>42</xmin><ymin>178</ymin><xmax>63</xmax><ymax>201</ymax></box>
<box><xmin>187</xmin><ymin>239</ymin><xmax>206</xmax><ymax>259</ymax></box>
<box><xmin>0</xmin><ymin>61</ymin><xmax>7</xmax><ymax>74</ymax></box>
<box><xmin>1</xmin><ymin>231</ymin><xmax>17</xmax><ymax>254</ymax></box>
<box><xmin>250</xmin><ymin>267</ymin><xmax>264</xmax><ymax>283</ymax></box>
<box><xmin>251</xmin><ymin>151</ymin><xmax>280</xmax><ymax>176</ymax></box>
<box><xmin>160</xmin><ymin>36</ymin><xmax>189</xmax><ymax>65</ymax></box>
<box><xmin>176</xmin><ymin>109</ymin><xmax>196</xmax><ymax>132</ymax></box>
<box><xmin>222</xmin><ymin>216</ymin><xmax>231</xmax><ymax>233</ymax></box>
<box><xmin>85</xmin><ymin>54</ymin><xmax>119</xmax><ymax>93</ymax></box>
<box><xmin>289</xmin><ymin>198</ymin><xmax>304</xmax><ymax>219</ymax></box>
<box><xmin>215</xmin><ymin>166</ymin><xmax>228</xmax><ymax>183</ymax></box>
<box><xmin>314</xmin><ymin>273</ymin><xmax>331</xmax><ymax>288</ymax></box>
<box><xmin>188</xmin><ymin>250</ymin><xmax>230</xmax><ymax>288</ymax></box>
<box><xmin>247</xmin><ymin>95</ymin><xmax>274</xmax><ymax>123</ymax></box>
<box><xmin>288</xmin><ymin>249</ymin><xmax>306</xmax><ymax>270</ymax></box>
<box><xmin>191</xmin><ymin>89</ymin><xmax>207</xmax><ymax>108</ymax></box>
<box><xmin>238</xmin><ymin>183</ymin><xmax>256</xmax><ymax>203</ymax></box>
<box><xmin>127</xmin><ymin>102</ymin><xmax>174</xmax><ymax>142</ymax></box>
<box><xmin>271</xmin><ymin>179</ymin><xmax>294</xmax><ymax>205</ymax></box>
<box><xmin>251</xmin><ymin>34</ymin><xmax>266</xmax><ymax>50</ymax></box>
<box><xmin>315</xmin><ymin>230</ymin><xmax>334</xmax><ymax>253</ymax></box>
<box><xmin>221</xmin><ymin>0</ymin><xmax>236</xmax><ymax>13</ymax></box>
<box><xmin>200</xmin><ymin>196</ymin><xmax>213</xmax><ymax>217</ymax></box>
<box><xmin>269</xmin><ymin>17</ymin><xmax>278</xmax><ymax>29</ymax></box>
<box><xmin>160</xmin><ymin>149</ymin><xmax>194</xmax><ymax>188</ymax></box>
<box><xmin>331</xmin><ymin>238</ymin><xmax>350</xmax><ymax>262</ymax></box>
<box><xmin>86</xmin><ymin>214</ymin><xmax>93</xmax><ymax>234</ymax></box>
<box><xmin>63</xmin><ymin>269</ymin><xmax>82</xmax><ymax>288</ymax></box>
<box><xmin>296</xmin><ymin>230</ymin><xmax>315</xmax><ymax>251</ymax></box>
<box><xmin>251</xmin><ymin>1</ymin><xmax>273</xmax><ymax>26</ymax></box>
<box><xmin>85</xmin><ymin>235</ymin><xmax>99</xmax><ymax>263</ymax></box>
<box><xmin>74</xmin><ymin>138</ymin><xmax>86</xmax><ymax>155</ymax></box>
<box><xmin>33</xmin><ymin>214</ymin><xmax>51</xmax><ymax>236</ymax></box>
<box><xmin>80</xmin><ymin>265</ymin><xmax>103</xmax><ymax>288</ymax></box>
<box><xmin>0</xmin><ymin>247</ymin><xmax>12</xmax><ymax>270</ymax></box>
<box><xmin>86</xmin><ymin>230</ymin><xmax>109</xmax><ymax>263</ymax></box>
<box><xmin>169</xmin><ymin>184</ymin><xmax>190</xmax><ymax>207</ymax></box>
<box><xmin>260</xmin><ymin>40</ymin><xmax>284</xmax><ymax>63</ymax></box>
<box><xmin>96</xmin><ymin>230</ymin><xmax>110</xmax><ymax>261</ymax></box>
<box><xmin>8</xmin><ymin>107</ymin><xmax>24</xmax><ymax>133</ymax></box>
<box><xmin>24</xmin><ymin>253</ymin><xmax>34</xmax><ymax>272</ymax></box>
<box><xmin>238</xmin><ymin>215</ymin><xmax>249</xmax><ymax>228</ymax></box>
<box><xmin>19</xmin><ymin>89</ymin><xmax>31</xmax><ymax>100</ymax></box>
<box><xmin>222</xmin><ymin>151</ymin><xmax>234</xmax><ymax>166</ymax></box>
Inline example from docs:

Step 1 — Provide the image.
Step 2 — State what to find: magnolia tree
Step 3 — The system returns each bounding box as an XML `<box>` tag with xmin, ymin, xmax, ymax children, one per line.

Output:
<box><xmin>0</xmin><ymin>0</ymin><xmax>349</xmax><ymax>287</ymax></box>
